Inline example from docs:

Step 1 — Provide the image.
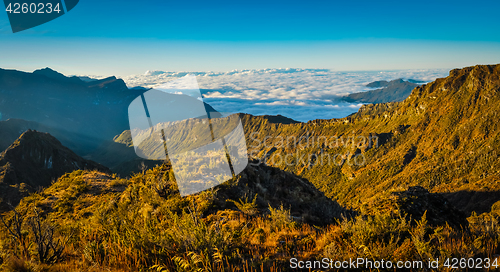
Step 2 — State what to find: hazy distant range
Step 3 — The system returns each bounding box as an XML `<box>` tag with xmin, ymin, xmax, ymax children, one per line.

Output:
<box><xmin>94</xmin><ymin>68</ymin><xmax>451</xmax><ymax>122</ymax></box>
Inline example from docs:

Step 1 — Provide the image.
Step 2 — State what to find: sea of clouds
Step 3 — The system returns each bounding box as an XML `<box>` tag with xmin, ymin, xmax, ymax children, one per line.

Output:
<box><xmin>121</xmin><ymin>68</ymin><xmax>450</xmax><ymax>122</ymax></box>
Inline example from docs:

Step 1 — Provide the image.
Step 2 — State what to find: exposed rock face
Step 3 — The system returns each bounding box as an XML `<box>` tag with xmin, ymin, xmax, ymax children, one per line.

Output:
<box><xmin>0</xmin><ymin>130</ymin><xmax>109</xmax><ymax>211</ymax></box>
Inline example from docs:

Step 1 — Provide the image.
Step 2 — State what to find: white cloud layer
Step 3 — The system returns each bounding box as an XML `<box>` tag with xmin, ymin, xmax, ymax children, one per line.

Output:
<box><xmin>121</xmin><ymin>68</ymin><xmax>450</xmax><ymax>122</ymax></box>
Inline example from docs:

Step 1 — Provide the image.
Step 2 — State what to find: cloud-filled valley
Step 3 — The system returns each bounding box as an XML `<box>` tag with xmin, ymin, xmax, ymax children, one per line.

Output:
<box><xmin>122</xmin><ymin>68</ymin><xmax>450</xmax><ymax>122</ymax></box>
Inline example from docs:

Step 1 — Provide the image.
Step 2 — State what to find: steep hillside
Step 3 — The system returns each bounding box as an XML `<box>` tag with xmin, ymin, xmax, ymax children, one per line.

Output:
<box><xmin>0</xmin><ymin>130</ymin><xmax>109</xmax><ymax>211</ymax></box>
<box><xmin>210</xmin><ymin>160</ymin><xmax>349</xmax><ymax>224</ymax></box>
<box><xmin>12</xmin><ymin>160</ymin><xmax>347</xmax><ymax>227</ymax></box>
<box><xmin>241</xmin><ymin>64</ymin><xmax>500</xmax><ymax>216</ymax></box>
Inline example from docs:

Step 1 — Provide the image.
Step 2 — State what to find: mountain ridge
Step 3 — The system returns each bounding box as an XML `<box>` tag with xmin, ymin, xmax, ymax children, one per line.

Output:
<box><xmin>240</xmin><ymin>64</ymin><xmax>500</xmax><ymax>216</ymax></box>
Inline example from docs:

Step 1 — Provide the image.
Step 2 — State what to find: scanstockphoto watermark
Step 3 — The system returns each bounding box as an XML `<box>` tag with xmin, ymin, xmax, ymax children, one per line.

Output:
<box><xmin>290</xmin><ymin>258</ymin><xmax>426</xmax><ymax>270</ymax></box>
<box><xmin>290</xmin><ymin>257</ymin><xmax>500</xmax><ymax>270</ymax></box>
<box><xmin>248</xmin><ymin>131</ymin><xmax>379</xmax><ymax>167</ymax></box>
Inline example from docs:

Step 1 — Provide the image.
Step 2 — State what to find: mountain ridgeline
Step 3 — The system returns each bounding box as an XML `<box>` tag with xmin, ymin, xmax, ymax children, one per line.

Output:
<box><xmin>90</xmin><ymin>64</ymin><xmax>500</xmax><ymax>221</ymax></box>
<box><xmin>91</xmin><ymin>64</ymin><xmax>500</xmax><ymax>217</ymax></box>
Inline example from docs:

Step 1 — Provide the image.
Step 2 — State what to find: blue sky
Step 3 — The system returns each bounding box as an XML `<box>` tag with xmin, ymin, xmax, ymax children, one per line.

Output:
<box><xmin>1</xmin><ymin>0</ymin><xmax>500</xmax><ymax>76</ymax></box>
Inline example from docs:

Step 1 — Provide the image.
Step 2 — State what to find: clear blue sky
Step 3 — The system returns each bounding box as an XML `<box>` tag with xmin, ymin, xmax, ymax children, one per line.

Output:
<box><xmin>1</xmin><ymin>0</ymin><xmax>500</xmax><ymax>76</ymax></box>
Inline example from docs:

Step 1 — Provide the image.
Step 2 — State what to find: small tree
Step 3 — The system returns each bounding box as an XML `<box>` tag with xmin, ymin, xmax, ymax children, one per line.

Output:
<box><xmin>0</xmin><ymin>206</ymin><xmax>66</xmax><ymax>264</ymax></box>
<box><xmin>28</xmin><ymin>208</ymin><xmax>66</xmax><ymax>264</ymax></box>
<box><xmin>0</xmin><ymin>206</ymin><xmax>30</xmax><ymax>260</ymax></box>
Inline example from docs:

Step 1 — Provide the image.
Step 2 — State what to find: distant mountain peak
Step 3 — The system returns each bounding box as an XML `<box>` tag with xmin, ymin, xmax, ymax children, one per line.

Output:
<box><xmin>34</xmin><ymin>67</ymin><xmax>53</xmax><ymax>72</ymax></box>
<box><xmin>33</xmin><ymin>67</ymin><xmax>84</xmax><ymax>85</ymax></box>
<box><xmin>344</xmin><ymin>78</ymin><xmax>420</xmax><ymax>103</ymax></box>
<box><xmin>31</xmin><ymin>67</ymin><xmax>127</xmax><ymax>89</ymax></box>
<box><xmin>34</xmin><ymin>67</ymin><xmax>59</xmax><ymax>73</ymax></box>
